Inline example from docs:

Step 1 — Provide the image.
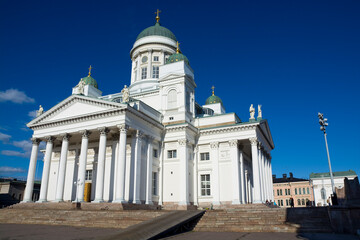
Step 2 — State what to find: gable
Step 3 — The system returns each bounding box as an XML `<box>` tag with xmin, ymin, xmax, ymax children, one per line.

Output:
<box><xmin>259</xmin><ymin>120</ymin><xmax>275</xmax><ymax>149</ymax></box>
<box><xmin>29</xmin><ymin>95</ymin><xmax>124</xmax><ymax>126</ymax></box>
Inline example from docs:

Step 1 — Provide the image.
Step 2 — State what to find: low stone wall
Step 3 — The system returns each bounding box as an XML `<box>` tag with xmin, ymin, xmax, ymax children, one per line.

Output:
<box><xmin>328</xmin><ymin>206</ymin><xmax>360</xmax><ymax>234</ymax></box>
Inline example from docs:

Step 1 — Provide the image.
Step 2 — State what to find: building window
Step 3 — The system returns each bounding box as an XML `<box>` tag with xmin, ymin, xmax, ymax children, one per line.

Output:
<box><xmin>297</xmin><ymin>199</ymin><xmax>301</xmax><ymax>205</ymax></box>
<box><xmin>307</xmin><ymin>187</ymin><xmax>310</xmax><ymax>194</ymax></box>
<box><xmin>167</xmin><ymin>89</ymin><xmax>177</xmax><ymax>109</ymax></box>
<box><xmin>299</xmin><ymin>188</ymin><xmax>301</xmax><ymax>195</ymax></box>
<box><xmin>280</xmin><ymin>189</ymin><xmax>283</xmax><ymax>196</ymax></box>
<box><xmin>201</xmin><ymin>174</ymin><xmax>211</xmax><ymax>196</ymax></box>
<box><xmin>153</xmin><ymin>56</ymin><xmax>159</xmax><ymax>61</ymax></box>
<box><xmin>281</xmin><ymin>200</ymin><xmax>283</xmax><ymax>206</ymax></box>
<box><xmin>141</xmin><ymin>67</ymin><xmax>147</xmax><ymax>79</ymax></box>
<box><xmin>286</xmin><ymin>199</ymin><xmax>289</xmax><ymax>206</ymax></box>
<box><xmin>285</xmin><ymin>189</ymin><xmax>287</xmax><ymax>195</ymax></box>
<box><xmin>153</xmin><ymin>149</ymin><xmax>158</xmax><ymax>158</ymax></box>
<box><xmin>152</xmin><ymin>66</ymin><xmax>159</xmax><ymax>78</ymax></box>
<box><xmin>152</xmin><ymin>172</ymin><xmax>158</xmax><ymax>195</ymax></box>
<box><xmin>85</xmin><ymin>170</ymin><xmax>92</xmax><ymax>181</ymax></box>
<box><xmin>302</xmin><ymin>199</ymin><xmax>305</xmax><ymax>205</ymax></box>
<box><xmin>167</xmin><ymin>150</ymin><xmax>177</xmax><ymax>158</ymax></box>
<box><xmin>278</xmin><ymin>200</ymin><xmax>281</xmax><ymax>206</ymax></box>
<box><xmin>303</xmin><ymin>188</ymin><xmax>305</xmax><ymax>195</ymax></box>
<box><xmin>295</xmin><ymin>188</ymin><xmax>297</xmax><ymax>195</ymax></box>
<box><xmin>200</xmin><ymin>152</ymin><xmax>210</xmax><ymax>161</ymax></box>
<box><xmin>277</xmin><ymin>189</ymin><xmax>280</xmax><ymax>196</ymax></box>
<box><xmin>321</xmin><ymin>188</ymin><xmax>326</xmax><ymax>200</ymax></box>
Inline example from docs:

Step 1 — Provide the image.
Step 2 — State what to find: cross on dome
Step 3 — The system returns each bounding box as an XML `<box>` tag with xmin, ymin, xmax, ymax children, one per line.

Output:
<box><xmin>176</xmin><ymin>41</ymin><xmax>181</xmax><ymax>53</ymax></box>
<box><xmin>212</xmin><ymin>86</ymin><xmax>215</xmax><ymax>96</ymax></box>
<box><xmin>155</xmin><ymin>9</ymin><xmax>161</xmax><ymax>23</ymax></box>
<box><xmin>88</xmin><ymin>65</ymin><xmax>92</xmax><ymax>77</ymax></box>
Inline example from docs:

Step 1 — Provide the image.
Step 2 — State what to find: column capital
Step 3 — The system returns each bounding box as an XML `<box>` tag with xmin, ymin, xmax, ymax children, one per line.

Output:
<box><xmin>229</xmin><ymin>139</ymin><xmax>238</xmax><ymax>147</ymax></box>
<box><xmin>210</xmin><ymin>141</ymin><xmax>219</xmax><ymax>149</ymax></box>
<box><xmin>178</xmin><ymin>139</ymin><xmax>188</xmax><ymax>146</ymax></box>
<box><xmin>60</xmin><ymin>133</ymin><xmax>71</xmax><ymax>141</ymax></box>
<box><xmin>117</xmin><ymin>124</ymin><xmax>129</xmax><ymax>133</ymax></box>
<box><xmin>44</xmin><ymin>136</ymin><xmax>55</xmax><ymax>143</ymax></box>
<box><xmin>79</xmin><ymin>130</ymin><xmax>91</xmax><ymax>138</ymax></box>
<box><xmin>194</xmin><ymin>146</ymin><xmax>199</xmax><ymax>153</ymax></box>
<box><xmin>257</xmin><ymin>142</ymin><xmax>263</xmax><ymax>150</ymax></box>
<box><xmin>98</xmin><ymin>127</ymin><xmax>110</xmax><ymax>135</ymax></box>
<box><xmin>31</xmin><ymin>138</ymin><xmax>41</xmax><ymax>145</ymax></box>
<box><xmin>136</xmin><ymin>130</ymin><xmax>143</xmax><ymax>138</ymax></box>
<box><xmin>249</xmin><ymin>137</ymin><xmax>258</xmax><ymax>146</ymax></box>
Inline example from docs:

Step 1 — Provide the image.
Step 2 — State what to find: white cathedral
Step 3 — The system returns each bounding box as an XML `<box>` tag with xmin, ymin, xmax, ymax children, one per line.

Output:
<box><xmin>22</xmin><ymin>13</ymin><xmax>275</xmax><ymax>209</ymax></box>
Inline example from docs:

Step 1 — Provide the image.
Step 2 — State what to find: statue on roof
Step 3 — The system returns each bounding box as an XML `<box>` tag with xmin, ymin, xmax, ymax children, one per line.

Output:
<box><xmin>249</xmin><ymin>104</ymin><xmax>255</xmax><ymax>119</ymax></box>
<box><xmin>258</xmin><ymin>104</ymin><xmax>262</xmax><ymax>118</ymax></box>
<box><xmin>77</xmin><ymin>79</ymin><xmax>85</xmax><ymax>95</ymax></box>
<box><xmin>121</xmin><ymin>85</ymin><xmax>129</xmax><ymax>103</ymax></box>
<box><xmin>36</xmin><ymin>105</ymin><xmax>44</xmax><ymax>117</ymax></box>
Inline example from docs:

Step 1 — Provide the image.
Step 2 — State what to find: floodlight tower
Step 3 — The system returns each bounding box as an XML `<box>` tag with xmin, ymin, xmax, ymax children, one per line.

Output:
<box><xmin>318</xmin><ymin>113</ymin><xmax>336</xmax><ymax>196</ymax></box>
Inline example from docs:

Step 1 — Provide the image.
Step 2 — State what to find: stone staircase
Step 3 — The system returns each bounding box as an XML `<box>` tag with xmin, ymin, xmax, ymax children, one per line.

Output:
<box><xmin>194</xmin><ymin>204</ymin><xmax>334</xmax><ymax>233</ymax></box>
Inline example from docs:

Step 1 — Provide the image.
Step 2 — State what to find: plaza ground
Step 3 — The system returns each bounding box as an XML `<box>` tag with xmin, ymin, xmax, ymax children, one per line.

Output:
<box><xmin>0</xmin><ymin>224</ymin><xmax>359</xmax><ymax>240</ymax></box>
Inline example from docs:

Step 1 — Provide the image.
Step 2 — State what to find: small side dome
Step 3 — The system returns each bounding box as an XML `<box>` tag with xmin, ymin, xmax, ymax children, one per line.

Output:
<box><xmin>205</xmin><ymin>86</ymin><xmax>222</xmax><ymax>104</ymax></box>
<box><xmin>136</xmin><ymin>22</ymin><xmax>177</xmax><ymax>42</ymax></box>
<box><xmin>80</xmin><ymin>75</ymin><xmax>98</xmax><ymax>89</ymax></box>
<box><xmin>166</xmin><ymin>53</ymin><xmax>190</xmax><ymax>65</ymax></box>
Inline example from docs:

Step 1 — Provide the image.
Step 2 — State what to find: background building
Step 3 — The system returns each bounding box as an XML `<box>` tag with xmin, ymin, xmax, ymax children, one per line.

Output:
<box><xmin>273</xmin><ymin>172</ymin><xmax>314</xmax><ymax>207</ymax></box>
<box><xmin>310</xmin><ymin>170</ymin><xmax>357</xmax><ymax>206</ymax></box>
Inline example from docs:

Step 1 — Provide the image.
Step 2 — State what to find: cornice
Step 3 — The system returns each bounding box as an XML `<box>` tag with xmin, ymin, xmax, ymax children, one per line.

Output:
<box><xmin>199</xmin><ymin>124</ymin><xmax>257</xmax><ymax>136</ymax></box>
<box><xmin>166</xmin><ymin>123</ymin><xmax>198</xmax><ymax>134</ymax></box>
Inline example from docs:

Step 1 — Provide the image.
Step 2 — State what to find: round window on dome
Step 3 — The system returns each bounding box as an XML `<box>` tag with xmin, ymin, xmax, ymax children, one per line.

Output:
<box><xmin>142</xmin><ymin>56</ymin><xmax>148</xmax><ymax>63</ymax></box>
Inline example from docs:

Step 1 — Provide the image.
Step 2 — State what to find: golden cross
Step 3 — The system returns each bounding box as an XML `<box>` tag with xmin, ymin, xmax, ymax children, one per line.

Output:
<box><xmin>155</xmin><ymin>9</ymin><xmax>161</xmax><ymax>22</ymax></box>
<box><xmin>88</xmin><ymin>65</ymin><xmax>92</xmax><ymax>76</ymax></box>
<box><xmin>211</xmin><ymin>86</ymin><xmax>215</xmax><ymax>95</ymax></box>
<box><xmin>176</xmin><ymin>41</ymin><xmax>180</xmax><ymax>53</ymax></box>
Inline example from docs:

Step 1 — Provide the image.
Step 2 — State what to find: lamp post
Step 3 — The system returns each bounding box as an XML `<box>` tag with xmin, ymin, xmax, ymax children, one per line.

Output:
<box><xmin>318</xmin><ymin>112</ymin><xmax>337</xmax><ymax>205</ymax></box>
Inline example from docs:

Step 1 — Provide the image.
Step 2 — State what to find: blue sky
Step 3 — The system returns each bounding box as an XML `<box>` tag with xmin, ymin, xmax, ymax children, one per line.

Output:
<box><xmin>0</xmin><ymin>0</ymin><xmax>359</xmax><ymax>180</ymax></box>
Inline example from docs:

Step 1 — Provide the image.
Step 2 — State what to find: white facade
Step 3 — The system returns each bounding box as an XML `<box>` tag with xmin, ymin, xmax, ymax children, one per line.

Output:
<box><xmin>22</xmin><ymin>19</ymin><xmax>275</xmax><ymax>208</ymax></box>
<box><xmin>310</xmin><ymin>171</ymin><xmax>357</xmax><ymax>206</ymax></box>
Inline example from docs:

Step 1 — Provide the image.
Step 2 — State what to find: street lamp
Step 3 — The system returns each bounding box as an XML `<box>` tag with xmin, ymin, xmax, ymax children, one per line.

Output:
<box><xmin>318</xmin><ymin>112</ymin><xmax>337</xmax><ymax>205</ymax></box>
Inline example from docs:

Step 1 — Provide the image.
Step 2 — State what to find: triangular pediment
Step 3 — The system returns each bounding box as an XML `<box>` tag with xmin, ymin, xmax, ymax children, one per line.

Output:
<box><xmin>28</xmin><ymin>95</ymin><xmax>125</xmax><ymax>126</ymax></box>
<box><xmin>259</xmin><ymin>120</ymin><xmax>275</xmax><ymax>149</ymax></box>
<box><xmin>159</xmin><ymin>73</ymin><xmax>185</xmax><ymax>81</ymax></box>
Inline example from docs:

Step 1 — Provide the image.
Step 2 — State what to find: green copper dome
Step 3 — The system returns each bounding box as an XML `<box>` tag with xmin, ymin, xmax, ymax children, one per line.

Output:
<box><xmin>166</xmin><ymin>53</ymin><xmax>190</xmax><ymax>65</ymax></box>
<box><xmin>136</xmin><ymin>22</ymin><xmax>177</xmax><ymax>41</ymax></box>
<box><xmin>206</xmin><ymin>95</ymin><xmax>223</xmax><ymax>105</ymax></box>
<box><xmin>80</xmin><ymin>75</ymin><xmax>98</xmax><ymax>89</ymax></box>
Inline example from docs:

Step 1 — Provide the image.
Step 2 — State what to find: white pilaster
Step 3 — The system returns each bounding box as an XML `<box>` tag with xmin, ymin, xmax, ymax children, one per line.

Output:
<box><xmin>147</xmin><ymin>49</ymin><xmax>152</xmax><ymax>78</ymax></box>
<box><xmin>77</xmin><ymin>130</ymin><xmax>90</xmax><ymax>202</ymax></box>
<box><xmin>210</xmin><ymin>141</ymin><xmax>220</xmax><ymax>205</ymax></box>
<box><xmin>229</xmin><ymin>140</ymin><xmax>240</xmax><ymax>204</ymax></box>
<box><xmin>38</xmin><ymin>136</ymin><xmax>55</xmax><ymax>202</ymax></box>
<box><xmin>55</xmin><ymin>134</ymin><xmax>71</xmax><ymax>202</ymax></box>
<box><xmin>250</xmin><ymin>138</ymin><xmax>261</xmax><ymax>203</ymax></box>
<box><xmin>239</xmin><ymin>146</ymin><xmax>246</xmax><ymax>204</ymax></box>
<box><xmin>178</xmin><ymin>139</ymin><xmax>189</xmax><ymax>205</ymax></box>
<box><xmin>158</xmin><ymin>142</ymin><xmax>164</xmax><ymax>205</ymax></box>
<box><xmin>22</xmin><ymin>138</ymin><xmax>40</xmax><ymax>203</ymax></box>
<box><xmin>193</xmin><ymin>146</ymin><xmax>199</xmax><ymax>206</ymax></box>
<box><xmin>145</xmin><ymin>137</ymin><xmax>153</xmax><ymax>204</ymax></box>
<box><xmin>93</xmin><ymin>127</ymin><xmax>109</xmax><ymax>202</ymax></box>
<box><xmin>269</xmin><ymin>156</ymin><xmax>274</xmax><ymax>201</ymax></box>
<box><xmin>132</xmin><ymin>130</ymin><xmax>142</xmax><ymax>204</ymax></box>
<box><xmin>114</xmin><ymin>125</ymin><xmax>128</xmax><ymax>203</ymax></box>
<box><xmin>258</xmin><ymin>144</ymin><xmax>264</xmax><ymax>202</ymax></box>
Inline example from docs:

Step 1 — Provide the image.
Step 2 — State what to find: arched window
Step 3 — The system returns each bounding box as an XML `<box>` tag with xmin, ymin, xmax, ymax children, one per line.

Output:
<box><xmin>321</xmin><ymin>188</ymin><xmax>326</xmax><ymax>200</ymax></box>
<box><xmin>167</xmin><ymin>90</ymin><xmax>177</xmax><ymax>109</ymax></box>
<box><xmin>297</xmin><ymin>199</ymin><xmax>301</xmax><ymax>205</ymax></box>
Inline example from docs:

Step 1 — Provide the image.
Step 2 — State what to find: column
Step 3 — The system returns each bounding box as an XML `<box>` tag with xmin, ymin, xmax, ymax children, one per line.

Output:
<box><xmin>262</xmin><ymin>150</ymin><xmax>268</xmax><ymax>201</ymax></box>
<box><xmin>239</xmin><ymin>145</ymin><xmax>246</xmax><ymax>204</ymax></box>
<box><xmin>55</xmin><ymin>134</ymin><xmax>71</xmax><ymax>202</ymax></box>
<box><xmin>158</xmin><ymin>142</ymin><xmax>164</xmax><ymax>205</ymax></box>
<box><xmin>258</xmin><ymin>144</ymin><xmax>264</xmax><ymax>202</ymax></box>
<box><xmin>147</xmin><ymin>49</ymin><xmax>152</xmax><ymax>78</ymax></box>
<box><xmin>136</xmin><ymin>55</ymin><xmax>140</xmax><ymax>81</ymax></box>
<box><xmin>210</xmin><ymin>141</ymin><xmax>220</xmax><ymax>205</ymax></box>
<box><xmin>269</xmin><ymin>156</ymin><xmax>274</xmax><ymax>201</ymax></box>
<box><xmin>23</xmin><ymin>138</ymin><xmax>40</xmax><ymax>202</ymax></box>
<box><xmin>193</xmin><ymin>146</ymin><xmax>199</xmax><ymax>206</ymax></box>
<box><xmin>145</xmin><ymin>137</ymin><xmax>153</xmax><ymax>204</ymax></box>
<box><xmin>229</xmin><ymin>140</ymin><xmax>240</xmax><ymax>204</ymax></box>
<box><xmin>77</xmin><ymin>130</ymin><xmax>90</xmax><ymax>202</ymax></box>
<box><xmin>266</xmin><ymin>154</ymin><xmax>271</xmax><ymax>201</ymax></box>
<box><xmin>93</xmin><ymin>127</ymin><xmax>109</xmax><ymax>202</ymax></box>
<box><xmin>114</xmin><ymin>124</ymin><xmax>128</xmax><ymax>203</ymax></box>
<box><xmin>38</xmin><ymin>136</ymin><xmax>55</xmax><ymax>202</ymax></box>
<box><xmin>250</xmin><ymin>137</ymin><xmax>261</xmax><ymax>203</ymax></box>
<box><xmin>132</xmin><ymin>130</ymin><xmax>142</xmax><ymax>204</ymax></box>
<box><xmin>178</xmin><ymin>139</ymin><xmax>189</xmax><ymax>205</ymax></box>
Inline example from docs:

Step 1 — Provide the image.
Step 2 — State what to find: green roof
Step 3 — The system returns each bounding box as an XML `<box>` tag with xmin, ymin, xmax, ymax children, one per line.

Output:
<box><xmin>166</xmin><ymin>52</ymin><xmax>190</xmax><ymax>65</ymax></box>
<box><xmin>136</xmin><ymin>22</ymin><xmax>177</xmax><ymax>41</ymax></box>
<box><xmin>81</xmin><ymin>75</ymin><xmax>98</xmax><ymax>89</ymax></box>
<box><xmin>310</xmin><ymin>170</ymin><xmax>357</xmax><ymax>179</ymax></box>
<box><xmin>205</xmin><ymin>94</ymin><xmax>223</xmax><ymax>105</ymax></box>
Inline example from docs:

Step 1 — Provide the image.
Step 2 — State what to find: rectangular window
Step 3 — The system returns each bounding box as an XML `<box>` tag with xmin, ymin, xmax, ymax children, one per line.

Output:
<box><xmin>152</xmin><ymin>172</ymin><xmax>158</xmax><ymax>195</ymax></box>
<box><xmin>307</xmin><ymin>187</ymin><xmax>310</xmax><ymax>194</ymax></box>
<box><xmin>299</xmin><ymin>188</ymin><xmax>301</xmax><ymax>195</ymax></box>
<box><xmin>280</xmin><ymin>189</ymin><xmax>283</xmax><ymax>196</ymax></box>
<box><xmin>85</xmin><ymin>170</ymin><xmax>92</xmax><ymax>181</ymax></box>
<box><xmin>201</xmin><ymin>174</ymin><xmax>211</xmax><ymax>196</ymax></box>
<box><xmin>167</xmin><ymin>150</ymin><xmax>177</xmax><ymax>158</ymax></box>
<box><xmin>281</xmin><ymin>200</ymin><xmax>283</xmax><ymax>206</ymax></box>
<box><xmin>302</xmin><ymin>198</ymin><xmax>305</xmax><ymax>205</ymax></box>
<box><xmin>153</xmin><ymin>149</ymin><xmax>158</xmax><ymax>158</ymax></box>
<box><xmin>278</xmin><ymin>200</ymin><xmax>281</xmax><ymax>206</ymax></box>
<box><xmin>286</xmin><ymin>199</ymin><xmax>289</xmax><ymax>206</ymax></box>
<box><xmin>303</xmin><ymin>188</ymin><xmax>305</xmax><ymax>195</ymax></box>
<box><xmin>152</xmin><ymin>66</ymin><xmax>159</xmax><ymax>78</ymax></box>
<box><xmin>200</xmin><ymin>152</ymin><xmax>210</xmax><ymax>161</ymax></box>
<box><xmin>277</xmin><ymin>189</ymin><xmax>280</xmax><ymax>196</ymax></box>
<box><xmin>295</xmin><ymin>188</ymin><xmax>297</xmax><ymax>195</ymax></box>
<box><xmin>141</xmin><ymin>67</ymin><xmax>147</xmax><ymax>79</ymax></box>
<box><xmin>285</xmin><ymin>189</ymin><xmax>288</xmax><ymax>195</ymax></box>
<box><xmin>153</xmin><ymin>56</ymin><xmax>159</xmax><ymax>61</ymax></box>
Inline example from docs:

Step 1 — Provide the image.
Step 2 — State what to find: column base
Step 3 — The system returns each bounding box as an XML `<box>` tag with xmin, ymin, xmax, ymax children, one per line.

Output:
<box><xmin>232</xmin><ymin>200</ymin><xmax>241</xmax><ymax>205</ymax></box>
<box><xmin>21</xmin><ymin>200</ymin><xmax>33</xmax><ymax>203</ymax></box>
<box><xmin>253</xmin><ymin>200</ymin><xmax>262</xmax><ymax>204</ymax></box>
<box><xmin>132</xmin><ymin>200</ymin><xmax>141</xmax><ymax>204</ymax></box>
<box><xmin>145</xmin><ymin>201</ymin><xmax>153</xmax><ymax>205</ymax></box>
<box><xmin>54</xmin><ymin>199</ymin><xmax>64</xmax><ymax>203</ymax></box>
<box><xmin>92</xmin><ymin>199</ymin><xmax>104</xmax><ymax>203</ymax></box>
<box><xmin>113</xmin><ymin>199</ymin><xmax>127</xmax><ymax>204</ymax></box>
<box><xmin>36</xmin><ymin>199</ymin><xmax>48</xmax><ymax>203</ymax></box>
